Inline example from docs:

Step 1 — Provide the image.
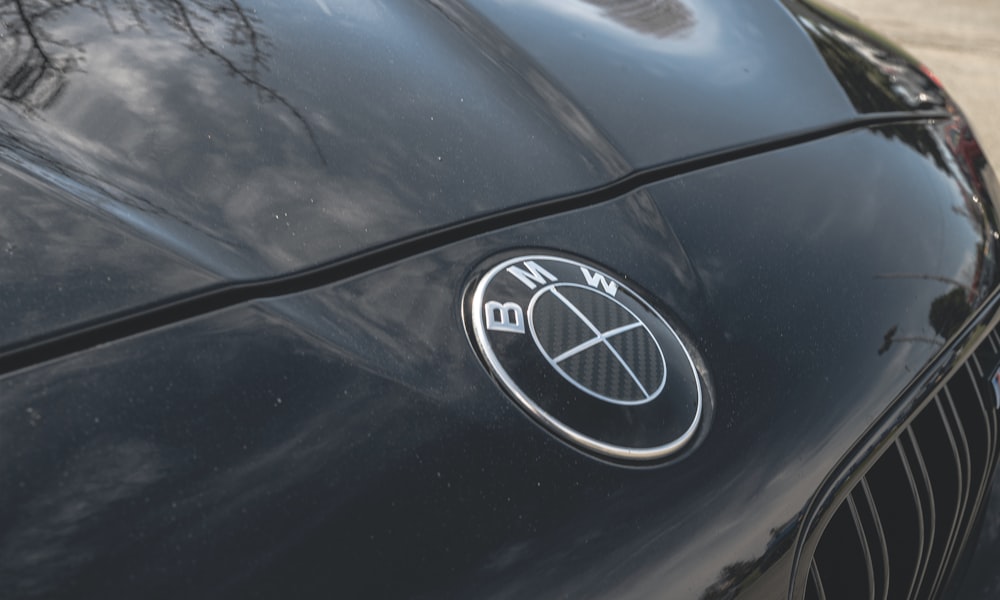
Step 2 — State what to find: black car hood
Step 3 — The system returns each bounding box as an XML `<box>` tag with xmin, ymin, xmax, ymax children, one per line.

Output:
<box><xmin>0</xmin><ymin>0</ymin><xmax>947</xmax><ymax>349</ymax></box>
<box><xmin>3</xmin><ymin>118</ymin><xmax>998</xmax><ymax>599</ymax></box>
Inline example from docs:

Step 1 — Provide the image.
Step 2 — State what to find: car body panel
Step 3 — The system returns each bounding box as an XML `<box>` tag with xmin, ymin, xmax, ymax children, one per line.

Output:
<box><xmin>0</xmin><ymin>159</ymin><xmax>219</xmax><ymax>347</ymax></box>
<box><xmin>0</xmin><ymin>0</ymin><xmax>948</xmax><ymax>350</ymax></box>
<box><xmin>3</xmin><ymin>118</ymin><xmax>998</xmax><ymax>598</ymax></box>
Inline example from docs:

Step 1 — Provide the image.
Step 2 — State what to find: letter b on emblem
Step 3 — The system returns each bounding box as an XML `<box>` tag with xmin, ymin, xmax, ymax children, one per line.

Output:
<box><xmin>484</xmin><ymin>301</ymin><xmax>525</xmax><ymax>334</ymax></box>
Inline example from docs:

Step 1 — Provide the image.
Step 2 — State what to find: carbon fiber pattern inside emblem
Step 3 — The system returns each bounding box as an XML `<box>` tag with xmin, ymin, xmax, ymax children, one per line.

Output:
<box><xmin>531</xmin><ymin>291</ymin><xmax>595</xmax><ymax>356</ymax></box>
<box><xmin>560</xmin><ymin>343</ymin><xmax>644</xmax><ymax>401</ymax></box>
<box><xmin>557</xmin><ymin>286</ymin><xmax>634</xmax><ymax>332</ymax></box>
<box><xmin>608</xmin><ymin>327</ymin><xmax>664</xmax><ymax>394</ymax></box>
<box><xmin>530</xmin><ymin>284</ymin><xmax>664</xmax><ymax>403</ymax></box>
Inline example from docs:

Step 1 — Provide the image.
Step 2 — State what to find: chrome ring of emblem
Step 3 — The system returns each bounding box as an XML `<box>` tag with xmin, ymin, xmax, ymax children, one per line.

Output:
<box><xmin>527</xmin><ymin>282</ymin><xmax>667</xmax><ymax>406</ymax></box>
<box><xmin>469</xmin><ymin>254</ymin><xmax>703</xmax><ymax>461</ymax></box>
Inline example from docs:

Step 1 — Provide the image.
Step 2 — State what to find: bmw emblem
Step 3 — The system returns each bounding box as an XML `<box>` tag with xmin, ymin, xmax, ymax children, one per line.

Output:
<box><xmin>467</xmin><ymin>253</ymin><xmax>703</xmax><ymax>461</ymax></box>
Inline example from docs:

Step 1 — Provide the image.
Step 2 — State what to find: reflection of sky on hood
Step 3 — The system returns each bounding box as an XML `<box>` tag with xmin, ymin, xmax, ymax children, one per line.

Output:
<box><xmin>0</xmin><ymin>0</ymin><xmax>913</xmax><ymax>289</ymax></box>
<box><xmin>0</xmin><ymin>0</ymin><xmax>647</xmax><ymax>347</ymax></box>
<box><xmin>469</xmin><ymin>0</ymin><xmax>871</xmax><ymax>169</ymax></box>
<box><xmin>1</xmin><ymin>439</ymin><xmax>167</xmax><ymax>596</ymax></box>
<box><xmin>496</xmin><ymin>0</ymin><xmax>704</xmax><ymax>45</ymax></box>
<box><xmin>0</xmin><ymin>158</ymin><xmax>217</xmax><ymax>347</ymax></box>
<box><xmin>0</xmin><ymin>0</ymin><xmax>959</xmax><ymax>352</ymax></box>
<box><xmin>0</xmin><ymin>0</ymin><xmax>618</xmax><ymax>283</ymax></box>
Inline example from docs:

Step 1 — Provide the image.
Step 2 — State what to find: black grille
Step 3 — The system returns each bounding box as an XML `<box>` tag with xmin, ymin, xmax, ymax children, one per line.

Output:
<box><xmin>802</xmin><ymin>329</ymin><xmax>1000</xmax><ymax>600</ymax></box>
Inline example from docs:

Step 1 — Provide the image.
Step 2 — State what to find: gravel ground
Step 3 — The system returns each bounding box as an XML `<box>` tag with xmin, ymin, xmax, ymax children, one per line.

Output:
<box><xmin>824</xmin><ymin>0</ymin><xmax>1000</xmax><ymax>162</ymax></box>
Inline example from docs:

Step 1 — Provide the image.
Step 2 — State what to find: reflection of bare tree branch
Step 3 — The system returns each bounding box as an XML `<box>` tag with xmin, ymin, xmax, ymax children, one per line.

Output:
<box><xmin>0</xmin><ymin>0</ymin><xmax>326</xmax><ymax>163</ymax></box>
<box><xmin>226</xmin><ymin>0</ymin><xmax>263</xmax><ymax>74</ymax></box>
<box><xmin>162</xmin><ymin>0</ymin><xmax>327</xmax><ymax>164</ymax></box>
<box><xmin>0</xmin><ymin>1</ymin><xmax>80</xmax><ymax>109</ymax></box>
<box><xmin>97</xmin><ymin>0</ymin><xmax>119</xmax><ymax>34</ymax></box>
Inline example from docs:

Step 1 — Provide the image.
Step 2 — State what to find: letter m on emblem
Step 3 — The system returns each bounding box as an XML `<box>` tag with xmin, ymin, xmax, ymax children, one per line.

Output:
<box><xmin>506</xmin><ymin>261</ymin><xmax>557</xmax><ymax>290</ymax></box>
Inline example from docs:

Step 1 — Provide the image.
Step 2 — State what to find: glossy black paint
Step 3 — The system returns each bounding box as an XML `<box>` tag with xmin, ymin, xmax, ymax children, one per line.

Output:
<box><xmin>3</xmin><ymin>118</ymin><xmax>998</xmax><ymax>598</ymax></box>
<box><xmin>0</xmin><ymin>159</ymin><xmax>218</xmax><ymax>347</ymax></box>
<box><xmin>0</xmin><ymin>0</ymin><xmax>949</xmax><ymax>350</ymax></box>
<box><xmin>2</xmin><ymin>0</ymin><xmax>999</xmax><ymax>598</ymax></box>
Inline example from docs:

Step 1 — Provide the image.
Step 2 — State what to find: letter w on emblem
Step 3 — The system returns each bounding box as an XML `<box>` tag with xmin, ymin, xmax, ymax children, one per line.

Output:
<box><xmin>484</xmin><ymin>301</ymin><xmax>525</xmax><ymax>334</ymax></box>
<box><xmin>581</xmin><ymin>267</ymin><xmax>618</xmax><ymax>296</ymax></box>
<box><xmin>506</xmin><ymin>261</ymin><xmax>557</xmax><ymax>290</ymax></box>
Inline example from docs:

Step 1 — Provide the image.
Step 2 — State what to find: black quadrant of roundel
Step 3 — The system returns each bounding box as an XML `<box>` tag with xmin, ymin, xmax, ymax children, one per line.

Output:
<box><xmin>530</xmin><ymin>284</ymin><xmax>663</xmax><ymax>402</ymax></box>
<box><xmin>530</xmin><ymin>289</ymin><xmax>595</xmax><ymax>358</ymax></box>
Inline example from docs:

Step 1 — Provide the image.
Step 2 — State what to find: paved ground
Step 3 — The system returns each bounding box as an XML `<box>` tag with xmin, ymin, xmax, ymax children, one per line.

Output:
<box><xmin>825</xmin><ymin>0</ymin><xmax>1000</xmax><ymax>162</ymax></box>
